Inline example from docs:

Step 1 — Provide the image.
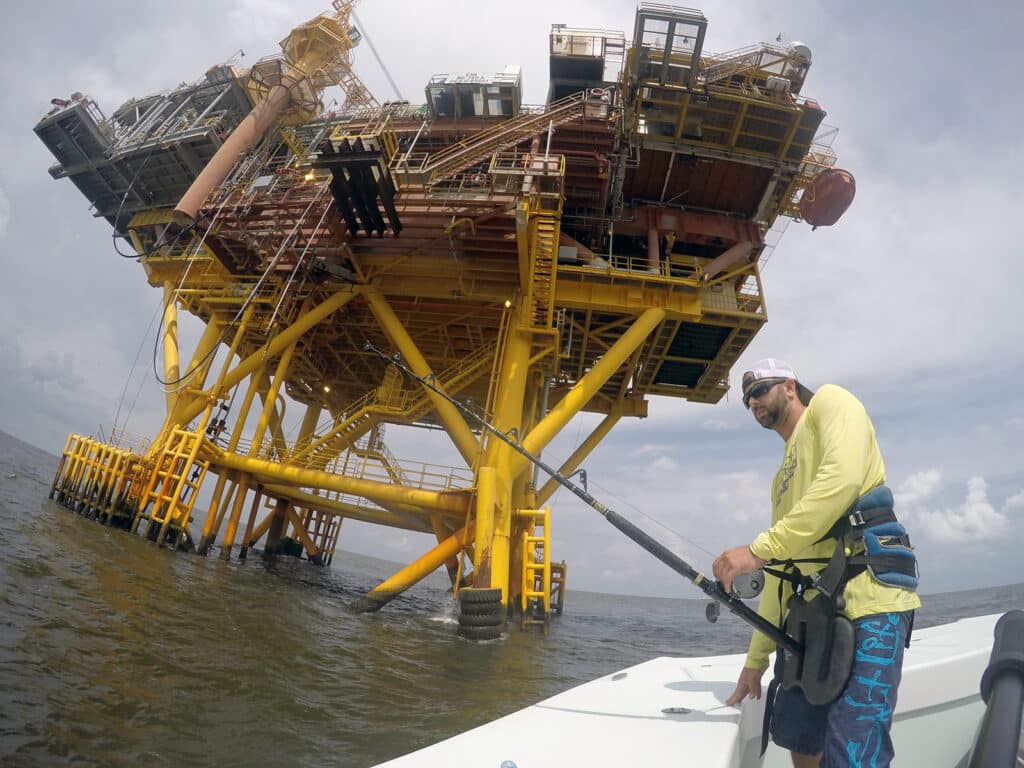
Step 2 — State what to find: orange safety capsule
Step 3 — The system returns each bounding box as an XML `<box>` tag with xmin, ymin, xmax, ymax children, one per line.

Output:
<box><xmin>799</xmin><ymin>168</ymin><xmax>856</xmax><ymax>228</ymax></box>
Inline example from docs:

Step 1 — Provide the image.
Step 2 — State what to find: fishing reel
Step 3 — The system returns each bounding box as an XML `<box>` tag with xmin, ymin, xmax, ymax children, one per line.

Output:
<box><xmin>705</xmin><ymin>569</ymin><xmax>765</xmax><ymax>623</ymax></box>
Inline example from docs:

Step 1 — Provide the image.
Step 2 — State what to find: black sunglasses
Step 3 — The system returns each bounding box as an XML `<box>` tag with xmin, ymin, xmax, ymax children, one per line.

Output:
<box><xmin>743</xmin><ymin>379</ymin><xmax>783</xmax><ymax>408</ymax></box>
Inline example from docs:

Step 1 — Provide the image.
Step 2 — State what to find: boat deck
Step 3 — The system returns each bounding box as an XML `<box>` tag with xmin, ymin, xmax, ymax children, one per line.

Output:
<box><xmin>376</xmin><ymin>613</ymin><xmax>999</xmax><ymax>767</ymax></box>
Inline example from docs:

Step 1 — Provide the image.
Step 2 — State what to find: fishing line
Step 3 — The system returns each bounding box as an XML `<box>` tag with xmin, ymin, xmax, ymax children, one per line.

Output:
<box><xmin>546</xmin><ymin>412</ymin><xmax>584</xmax><ymax>508</ymax></box>
<box><xmin>584</xmin><ymin>474</ymin><xmax>718</xmax><ymax>561</ymax></box>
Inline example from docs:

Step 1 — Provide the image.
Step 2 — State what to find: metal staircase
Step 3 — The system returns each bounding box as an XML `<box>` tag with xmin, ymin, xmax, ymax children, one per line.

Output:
<box><xmin>404</xmin><ymin>92</ymin><xmax>590</xmax><ymax>185</ymax></box>
<box><xmin>700</xmin><ymin>45</ymin><xmax>765</xmax><ymax>85</ymax></box>
<box><xmin>530</xmin><ymin>214</ymin><xmax>559</xmax><ymax>329</ymax></box>
<box><xmin>289</xmin><ymin>344</ymin><xmax>495</xmax><ymax>471</ymax></box>
<box><xmin>693</xmin><ymin>324</ymin><xmax>757</xmax><ymax>396</ymax></box>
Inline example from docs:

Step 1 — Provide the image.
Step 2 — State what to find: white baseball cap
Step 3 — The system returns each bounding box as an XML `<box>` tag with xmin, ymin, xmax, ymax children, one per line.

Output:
<box><xmin>741</xmin><ymin>358</ymin><xmax>814</xmax><ymax>407</ymax></box>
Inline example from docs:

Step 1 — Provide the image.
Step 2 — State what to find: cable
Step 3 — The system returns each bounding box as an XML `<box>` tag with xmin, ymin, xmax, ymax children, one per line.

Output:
<box><xmin>352</xmin><ymin>10</ymin><xmax>403</xmax><ymax>101</ymax></box>
<box><xmin>150</xmin><ymin>176</ymin><xmax>331</xmax><ymax>391</ymax></box>
<box><xmin>265</xmin><ymin>193</ymin><xmax>332</xmax><ymax>331</ymax></box>
<box><xmin>150</xmin><ymin>200</ymin><xmax>237</xmax><ymax>390</ymax></box>
<box><xmin>110</xmin><ymin>292</ymin><xmax>166</xmax><ymax>438</ymax></box>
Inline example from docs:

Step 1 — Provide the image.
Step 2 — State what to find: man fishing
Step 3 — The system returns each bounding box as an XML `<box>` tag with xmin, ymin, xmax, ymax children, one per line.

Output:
<box><xmin>712</xmin><ymin>359</ymin><xmax>920</xmax><ymax>767</ymax></box>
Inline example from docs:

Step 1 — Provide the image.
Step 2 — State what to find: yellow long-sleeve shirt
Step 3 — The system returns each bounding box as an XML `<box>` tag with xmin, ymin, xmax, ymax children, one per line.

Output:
<box><xmin>744</xmin><ymin>383</ymin><xmax>921</xmax><ymax>671</ymax></box>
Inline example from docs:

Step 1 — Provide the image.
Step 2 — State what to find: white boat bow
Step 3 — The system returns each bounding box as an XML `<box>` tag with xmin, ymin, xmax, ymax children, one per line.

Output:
<box><xmin>376</xmin><ymin>613</ymin><xmax>1011</xmax><ymax>767</ymax></box>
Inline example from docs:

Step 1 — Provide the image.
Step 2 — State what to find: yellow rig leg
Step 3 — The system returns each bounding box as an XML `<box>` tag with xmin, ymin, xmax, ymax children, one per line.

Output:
<box><xmin>353</xmin><ymin>524</ymin><xmax>472</xmax><ymax>612</ymax></box>
<box><xmin>481</xmin><ymin>309</ymin><xmax>533</xmax><ymax>605</ymax></box>
<box><xmin>472</xmin><ymin>466</ymin><xmax>498</xmax><ymax>589</ymax></box>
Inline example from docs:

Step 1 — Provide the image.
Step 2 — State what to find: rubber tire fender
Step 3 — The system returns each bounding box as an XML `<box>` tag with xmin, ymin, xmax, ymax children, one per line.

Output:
<box><xmin>458</xmin><ymin>587</ymin><xmax>502</xmax><ymax>603</ymax></box>
<box><xmin>459</xmin><ymin>623</ymin><xmax>503</xmax><ymax>641</ymax></box>
<box><xmin>459</xmin><ymin>600</ymin><xmax>504</xmax><ymax>616</ymax></box>
<box><xmin>458</xmin><ymin>612</ymin><xmax>505</xmax><ymax>628</ymax></box>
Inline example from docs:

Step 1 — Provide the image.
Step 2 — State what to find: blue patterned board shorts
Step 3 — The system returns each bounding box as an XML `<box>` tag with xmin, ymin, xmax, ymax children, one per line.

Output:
<box><xmin>770</xmin><ymin>611</ymin><xmax>912</xmax><ymax>767</ymax></box>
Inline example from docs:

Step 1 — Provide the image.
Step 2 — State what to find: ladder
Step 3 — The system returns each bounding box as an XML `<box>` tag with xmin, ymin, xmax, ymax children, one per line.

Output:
<box><xmin>133</xmin><ymin>427</ymin><xmax>209</xmax><ymax>547</ymax></box>
<box><xmin>518</xmin><ymin>507</ymin><xmax>552</xmax><ymax>629</ymax></box>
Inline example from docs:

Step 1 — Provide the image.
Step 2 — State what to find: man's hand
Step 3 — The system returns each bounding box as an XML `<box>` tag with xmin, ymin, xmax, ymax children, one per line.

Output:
<box><xmin>726</xmin><ymin>666</ymin><xmax>765</xmax><ymax>706</ymax></box>
<box><xmin>712</xmin><ymin>545</ymin><xmax>766</xmax><ymax>593</ymax></box>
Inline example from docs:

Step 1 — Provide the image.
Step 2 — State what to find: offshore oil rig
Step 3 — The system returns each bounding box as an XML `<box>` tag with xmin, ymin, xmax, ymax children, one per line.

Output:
<box><xmin>37</xmin><ymin>1</ymin><xmax>853</xmax><ymax>637</ymax></box>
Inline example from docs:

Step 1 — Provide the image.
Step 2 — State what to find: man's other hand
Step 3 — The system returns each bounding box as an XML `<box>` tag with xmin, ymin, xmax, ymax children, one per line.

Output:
<box><xmin>726</xmin><ymin>666</ymin><xmax>765</xmax><ymax>706</ymax></box>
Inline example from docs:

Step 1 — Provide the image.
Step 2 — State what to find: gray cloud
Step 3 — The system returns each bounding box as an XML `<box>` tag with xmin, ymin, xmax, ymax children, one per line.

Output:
<box><xmin>0</xmin><ymin>184</ymin><xmax>9</xmax><ymax>240</ymax></box>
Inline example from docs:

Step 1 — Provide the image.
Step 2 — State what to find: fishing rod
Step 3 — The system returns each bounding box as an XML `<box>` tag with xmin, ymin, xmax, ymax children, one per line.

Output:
<box><xmin>364</xmin><ymin>342</ymin><xmax>802</xmax><ymax>656</ymax></box>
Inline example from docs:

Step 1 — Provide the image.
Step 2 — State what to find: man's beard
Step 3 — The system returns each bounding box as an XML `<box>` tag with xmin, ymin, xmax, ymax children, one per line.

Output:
<box><xmin>754</xmin><ymin>401</ymin><xmax>784</xmax><ymax>430</ymax></box>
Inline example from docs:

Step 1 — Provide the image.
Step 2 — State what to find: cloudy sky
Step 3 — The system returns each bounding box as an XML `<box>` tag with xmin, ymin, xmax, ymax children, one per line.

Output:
<box><xmin>1</xmin><ymin>0</ymin><xmax>1022</xmax><ymax>599</ymax></box>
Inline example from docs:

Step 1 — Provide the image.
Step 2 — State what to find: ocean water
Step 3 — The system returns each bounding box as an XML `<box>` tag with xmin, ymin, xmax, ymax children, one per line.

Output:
<box><xmin>1</xmin><ymin>431</ymin><xmax>1021</xmax><ymax>767</ymax></box>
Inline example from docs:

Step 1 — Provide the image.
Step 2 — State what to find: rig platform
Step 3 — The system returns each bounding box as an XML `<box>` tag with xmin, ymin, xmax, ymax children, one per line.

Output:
<box><xmin>38</xmin><ymin>1</ymin><xmax>852</xmax><ymax>637</ymax></box>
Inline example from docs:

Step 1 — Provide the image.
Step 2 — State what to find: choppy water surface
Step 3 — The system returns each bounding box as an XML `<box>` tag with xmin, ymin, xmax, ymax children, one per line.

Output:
<box><xmin>1</xmin><ymin>432</ymin><xmax>1020</xmax><ymax>767</ymax></box>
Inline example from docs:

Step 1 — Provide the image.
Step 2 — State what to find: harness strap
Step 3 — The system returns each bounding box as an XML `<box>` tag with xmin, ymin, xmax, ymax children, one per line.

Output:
<box><xmin>846</xmin><ymin>554</ymin><xmax>917</xmax><ymax>576</ymax></box>
<box><xmin>760</xmin><ymin>675</ymin><xmax>781</xmax><ymax>756</ymax></box>
<box><xmin>821</xmin><ymin>506</ymin><xmax>897</xmax><ymax>542</ymax></box>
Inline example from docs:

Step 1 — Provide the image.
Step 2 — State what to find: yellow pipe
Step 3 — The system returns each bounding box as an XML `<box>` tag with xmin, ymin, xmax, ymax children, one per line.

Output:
<box><xmin>283</xmin><ymin>504</ymin><xmax>322</xmax><ymax>563</ymax></box>
<box><xmin>220</xmin><ymin>472</ymin><xmax>250</xmax><ymax>560</ymax></box>
<box><xmin>238</xmin><ymin>484</ymin><xmax>263</xmax><ymax>559</ymax></box>
<box><xmin>289</xmin><ymin>507</ymin><xmax>312</xmax><ymax>547</ymax></box>
<box><xmin>106</xmin><ymin>451</ymin><xmax>131</xmax><ymax>517</ymax></box>
<box><xmin>176</xmin><ymin>289</ymin><xmax>359</xmax><ymax>426</ymax></box>
<box><xmin>162</xmin><ymin>282</ymin><xmax>180</xmax><ymax>416</ymax></box>
<box><xmin>166</xmin><ymin>314</ymin><xmax>227</xmax><ymax>427</ymax></box>
<box><xmin>62</xmin><ymin>437</ymin><xmax>87</xmax><ymax>503</ymax></box>
<box><xmin>260</xmin><ymin>483</ymin><xmax>434</xmax><ymax>531</ymax></box>
<box><xmin>537</xmin><ymin>410</ymin><xmax>622</xmax><ymax>505</ymax></box>
<box><xmin>429</xmin><ymin>513</ymin><xmax>459</xmax><ymax>584</ymax></box>
<box><xmin>266</xmin><ymin>394</ymin><xmax>290</xmax><ymax>459</ymax></box>
<box><xmin>518</xmin><ymin>307</ymin><xmax>665</xmax><ymax>472</ymax></box>
<box><xmin>363</xmin><ymin>289</ymin><xmax>480</xmax><ymax>466</ymax></box>
<box><xmin>175</xmin><ymin>304</ymin><xmax>255</xmax><ymax>457</ymax></box>
<box><xmin>211</xmin><ymin>305</ymin><xmax>254</xmax><ymax>401</ymax></box>
<box><xmin>245</xmin><ymin>503</ymin><xmax>274</xmax><ymax>549</ymax></box>
<box><xmin>293</xmin><ymin>404</ymin><xmax>322</xmax><ymax>456</ymax></box>
<box><xmin>57</xmin><ymin>435</ymin><xmax>81</xmax><ymax>501</ymax></box>
<box><xmin>250</xmin><ymin>339</ymin><xmax>297</xmax><ymax>454</ymax></box>
<box><xmin>214</xmin><ymin>451</ymin><xmax>469</xmax><ymax>517</ymax></box>
<box><xmin>352</xmin><ymin>524</ymin><xmax>473</xmax><ymax>612</ymax></box>
<box><xmin>230</xmin><ymin>371</ymin><xmax>268</xmax><ymax>453</ymax></box>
